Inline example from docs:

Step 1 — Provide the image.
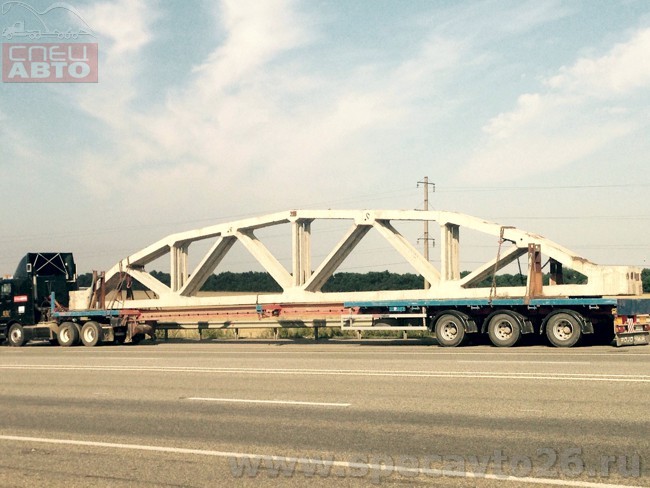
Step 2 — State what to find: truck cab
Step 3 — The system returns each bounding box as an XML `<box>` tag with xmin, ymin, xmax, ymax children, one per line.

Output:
<box><xmin>0</xmin><ymin>253</ymin><xmax>77</xmax><ymax>344</ymax></box>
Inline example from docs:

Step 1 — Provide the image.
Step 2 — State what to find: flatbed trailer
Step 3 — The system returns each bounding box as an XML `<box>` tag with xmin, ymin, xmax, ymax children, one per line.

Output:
<box><xmin>7</xmin><ymin>295</ymin><xmax>649</xmax><ymax>348</ymax></box>
<box><xmin>133</xmin><ymin>296</ymin><xmax>650</xmax><ymax>347</ymax></box>
<box><xmin>342</xmin><ymin>297</ymin><xmax>650</xmax><ymax>347</ymax></box>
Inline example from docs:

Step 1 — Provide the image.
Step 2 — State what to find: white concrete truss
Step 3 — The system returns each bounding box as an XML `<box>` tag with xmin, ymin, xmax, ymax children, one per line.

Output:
<box><xmin>82</xmin><ymin>210</ymin><xmax>642</xmax><ymax>311</ymax></box>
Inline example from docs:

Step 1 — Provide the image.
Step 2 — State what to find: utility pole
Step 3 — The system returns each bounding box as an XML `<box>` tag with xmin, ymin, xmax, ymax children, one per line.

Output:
<box><xmin>417</xmin><ymin>177</ymin><xmax>435</xmax><ymax>289</ymax></box>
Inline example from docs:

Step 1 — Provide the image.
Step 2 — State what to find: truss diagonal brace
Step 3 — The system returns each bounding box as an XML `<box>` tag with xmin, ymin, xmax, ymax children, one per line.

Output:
<box><xmin>179</xmin><ymin>236</ymin><xmax>237</xmax><ymax>296</ymax></box>
<box><xmin>236</xmin><ymin>230</ymin><xmax>293</xmax><ymax>290</ymax></box>
<box><xmin>373</xmin><ymin>220</ymin><xmax>440</xmax><ymax>285</ymax></box>
<box><xmin>303</xmin><ymin>224</ymin><xmax>371</xmax><ymax>292</ymax></box>
<box><xmin>125</xmin><ymin>267</ymin><xmax>171</xmax><ymax>297</ymax></box>
<box><xmin>459</xmin><ymin>245</ymin><xmax>527</xmax><ymax>288</ymax></box>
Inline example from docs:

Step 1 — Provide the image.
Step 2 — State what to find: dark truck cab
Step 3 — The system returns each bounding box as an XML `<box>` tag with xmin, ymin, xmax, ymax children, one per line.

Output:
<box><xmin>0</xmin><ymin>253</ymin><xmax>77</xmax><ymax>345</ymax></box>
<box><xmin>1</xmin><ymin>252</ymin><xmax>149</xmax><ymax>347</ymax></box>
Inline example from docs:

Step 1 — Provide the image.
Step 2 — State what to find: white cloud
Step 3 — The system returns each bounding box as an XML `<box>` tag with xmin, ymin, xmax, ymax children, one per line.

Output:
<box><xmin>73</xmin><ymin>0</ymin><xmax>155</xmax><ymax>122</ymax></box>
<box><xmin>498</xmin><ymin>1</ymin><xmax>573</xmax><ymax>35</ymax></box>
<box><xmin>482</xmin><ymin>93</ymin><xmax>544</xmax><ymax>140</ymax></box>
<box><xmin>547</xmin><ymin>28</ymin><xmax>650</xmax><ymax>97</ymax></box>
<box><xmin>459</xmin><ymin>27</ymin><xmax>650</xmax><ymax>183</ymax></box>
<box><xmin>0</xmin><ymin>108</ymin><xmax>42</xmax><ymax>164</ymax></box>
<box><xmin>66</xmin><ymin>0</ymin><xmax>466</xmax><ymax>215</ymax></box>
<box><xmin>193</xmin><ymin>0</ymin><xmax>312</xmax><ymax>90</ymax></box>
<box><xmin>84</xmin><ymin>0</ymin><xmax>153</xmax><ymax>55</ymax></box>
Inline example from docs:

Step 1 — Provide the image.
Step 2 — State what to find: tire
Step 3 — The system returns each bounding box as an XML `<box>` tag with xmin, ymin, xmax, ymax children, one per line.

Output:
<box><xmin>81</xmin><ymin>321</ymin><xmax>102</xmax><ymax>347</ymax></box>
<box><xmin>8</xmin><ymin>324</ymin><xmax>27</xmax><ymax>347</ymax></box>
<box><xmin>58</xmin><ymin>322</ymin><xmax>80</xmax><ymax>347</ymax></box>
<box><xmin>545</xmin><ymin>312</ymin><xmax>581</xmax><ymax>347</ymax></box>
<box><xmin>434</xmin><ymin>313</ymin><xmax>466</xmax><ymax>347</ymax></box>
<box><xmin>488</xmin><ymin>312</ymin><xmax>522</xmax><ymax>347</ymax></box>
<box><xmin>130</xmin><ymin>333</ymin><xmax>145</xmax><ymax>345</ymax></box>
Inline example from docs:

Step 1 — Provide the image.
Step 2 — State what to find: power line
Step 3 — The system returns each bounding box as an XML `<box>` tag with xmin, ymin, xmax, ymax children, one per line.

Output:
<box><xmin>487</xmin><ymin>215</ymin><xmax>650</xmax><ymax>221</ymax></box>
<box><xmin>438</xmin><ymin>183</ymin><xmax>650</xmax><ymax>192</ymax></box>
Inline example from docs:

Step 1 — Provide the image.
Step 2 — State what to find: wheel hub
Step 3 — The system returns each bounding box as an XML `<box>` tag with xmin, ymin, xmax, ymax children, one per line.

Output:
<box><xmin>554</xmin><ymin>321</ymin><xmax>573</xmax><ymax>340</ymax></box>
<box><xmin>496</xmin><ymin>322</ymin><xmax>513</xmax><ymax>339</ymax></box>
<box><xmin>442</xmin><ymin>323</ymin><xmax>458</xmax><ymax>340</ymax></box>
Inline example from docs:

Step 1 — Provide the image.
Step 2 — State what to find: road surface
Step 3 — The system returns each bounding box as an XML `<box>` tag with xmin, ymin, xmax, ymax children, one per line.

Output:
<box><xmin>0</xmin><ymin>340</ymin><xmax>648</xmax><ymax>487</ymax></box>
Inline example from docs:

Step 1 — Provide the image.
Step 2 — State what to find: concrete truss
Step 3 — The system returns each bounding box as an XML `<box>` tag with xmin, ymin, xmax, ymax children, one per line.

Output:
<box><xmin>88</xmin><ymin>210</ymin><xmax>642</xmax><ymax>310</ymax></box>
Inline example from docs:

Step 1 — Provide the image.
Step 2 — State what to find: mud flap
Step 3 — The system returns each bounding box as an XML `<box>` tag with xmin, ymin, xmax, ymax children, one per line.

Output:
<box><xmin>101</xmin><ymin>325</ymin><xmax>115</xmax><ymax>343</ymax></box>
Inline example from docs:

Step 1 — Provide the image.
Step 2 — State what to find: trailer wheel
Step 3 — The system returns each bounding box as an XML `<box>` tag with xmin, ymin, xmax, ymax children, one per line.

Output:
<box><xmin>488</xmin><ymin>312</ymin><xmax>522</xmax><ymax>347</ymax></box>
<box><xmin>545</xmin><ymin>312</ymin><xmax>581</xmax><ymax>347</ymax></box>
<box><xmin>130</xmin><ymin>333</ymin><xmax>145</xmax><ymax>345</ymax></box>
<box><xmin>8</xmin><ymin>324</ymin><xmax>27</xmax><ymax>347</ymax></box>
<box><xmin>434</xmin><ymin>313</ymin><xmax>466</xmax><ymax>347</ymax></box>
<box><xmin>81</xmin><ymin>321</ymin><xmax>102</xmax><ymax>347</ymax></box>
<box><xmin>58</xmin><ymin>322</ymin><xmax>80</xmax><ymax>347</ymax></box>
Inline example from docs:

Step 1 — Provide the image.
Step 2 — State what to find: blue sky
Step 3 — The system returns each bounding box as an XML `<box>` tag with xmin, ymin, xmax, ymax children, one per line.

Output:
<box><xmin>1</xmin><ymin>0</ymin><xmax>649</xmax><ymax>275</ymax></box>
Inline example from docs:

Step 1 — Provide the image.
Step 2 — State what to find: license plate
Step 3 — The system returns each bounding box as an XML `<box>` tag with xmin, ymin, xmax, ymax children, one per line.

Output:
<box><xmin>616</xmin><ymin>333</ymin><xmax>650</xmax><ymax>346</ymax></box>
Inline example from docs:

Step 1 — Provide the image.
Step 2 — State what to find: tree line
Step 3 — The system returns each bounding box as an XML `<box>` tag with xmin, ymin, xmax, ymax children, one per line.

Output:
<box><xmin>78</xmin><ymin>268</ymin><xmax>650</xmax><ymax>293</ymax></box>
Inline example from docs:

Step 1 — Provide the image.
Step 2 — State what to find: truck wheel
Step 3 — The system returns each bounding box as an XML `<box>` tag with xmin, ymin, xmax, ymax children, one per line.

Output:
<box><xmin>130</xmin><ymin>333</ymin><xmax>145</xmax><ymax>345</ymax></box>
<box><xmin>81</xmin><ymin>321</ymin><xmax>102</xmax><ymax>347</ymax></box>
<box><xmin>434</xmin><ymin>313</ymin><xmax>466</xmax><ymax>347</ymax></box>
<box><xmin>545</xmin><ymin>312</ymin><xmax>581</xmax><ymax>347</ymax></box>
<box><xmin>488</xmin><ymin>312</ymin><xmax>522</xmax><ymax>347</ymax></box>
<box><xmin>8</xmin><ymin>324</ymin><xmax>27</xmax><ymax>347</ymax></box>
<box><xmin>58</xmin><ymin>322</ymin><xmax>80</xmax><ymax>347</ymax></box>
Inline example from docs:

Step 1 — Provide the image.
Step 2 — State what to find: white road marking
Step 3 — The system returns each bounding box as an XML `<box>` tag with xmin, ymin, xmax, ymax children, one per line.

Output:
<box><xmin>0</xmin><ymin>364</ymin><xmax>649</xmax><ymax>382</ymax></box>
<box><xmin>186</xmin><ymin>397</ymin><xmax>350</xmax><ymax>407</ymax></box>
<box><xmin>0</xmin><ymin>434</ymin><xmax>643</xmax><ymax>488</ymax></box>
<box><xmin>457</xmin><ymin>360</ymin><xmax>591</xmax><ymax>365</ymax></box>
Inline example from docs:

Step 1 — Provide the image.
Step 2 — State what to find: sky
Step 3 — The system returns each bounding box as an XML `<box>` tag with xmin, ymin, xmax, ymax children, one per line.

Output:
<box><xmin>1</xmin><ymin>0</ymin><xmax>649</xmax><ymax>277</ymax></box>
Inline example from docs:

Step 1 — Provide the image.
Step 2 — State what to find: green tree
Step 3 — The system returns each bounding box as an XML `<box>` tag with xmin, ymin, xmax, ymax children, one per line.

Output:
<box><xmin>75</xmin><ymin>268</ymin><xmax>650</xmax><ymax>294</ymax></box>
<box><xmin>642</xmin><ymin>269</ymin><xmax>650</xmax><ymax>293</ymax></box>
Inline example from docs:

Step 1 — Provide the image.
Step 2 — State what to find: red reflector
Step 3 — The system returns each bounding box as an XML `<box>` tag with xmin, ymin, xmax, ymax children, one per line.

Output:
<box><xmin>13</xmin><ymin>295</ymin><xmax>28</xmax><ymax>303</ymax></box>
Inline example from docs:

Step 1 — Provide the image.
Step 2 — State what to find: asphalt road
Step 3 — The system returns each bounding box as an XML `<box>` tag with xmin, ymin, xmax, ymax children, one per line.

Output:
<box><xmin>0</xmin><ymin>339</ymin><xmax>649</xmax><ymax>487</ymax></box>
